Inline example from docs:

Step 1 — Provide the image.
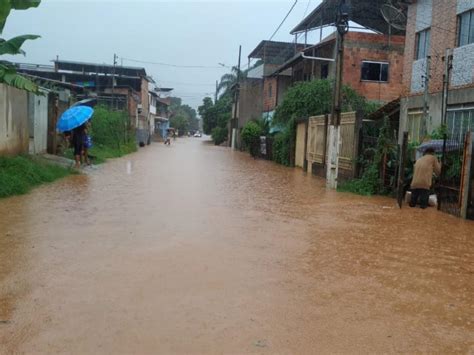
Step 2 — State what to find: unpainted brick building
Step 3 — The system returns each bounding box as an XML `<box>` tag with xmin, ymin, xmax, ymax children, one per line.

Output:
<box><xmin>400</xmin><ymin>0</ymin><xmax>474</xmax><ymax>142</ymax></box>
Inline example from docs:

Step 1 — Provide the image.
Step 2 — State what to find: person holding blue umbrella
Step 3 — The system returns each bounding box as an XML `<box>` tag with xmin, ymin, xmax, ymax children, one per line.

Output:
<box><xmin>57</xmin><ymin>106</ymin><xmax>94</xmax><ymax>169</ymax></box>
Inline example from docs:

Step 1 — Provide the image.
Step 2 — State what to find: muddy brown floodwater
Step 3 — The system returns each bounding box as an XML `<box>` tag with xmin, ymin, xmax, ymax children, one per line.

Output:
<box><xmin>0</xmin><ymin>138</ymin><xmax>473</xmax><ymax>354</ymax></box>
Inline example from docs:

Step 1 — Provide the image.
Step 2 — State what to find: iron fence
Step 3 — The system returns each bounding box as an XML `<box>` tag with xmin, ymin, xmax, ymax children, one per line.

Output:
<box><xmin>437</xmin><ymin>135</ymin><xmax>466</xmax><ymax>217</ymax></box>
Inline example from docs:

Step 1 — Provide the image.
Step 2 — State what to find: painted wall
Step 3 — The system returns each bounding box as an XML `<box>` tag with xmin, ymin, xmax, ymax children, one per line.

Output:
<box><xmin>0</xmin><ymin>84</ymin><xmax>29</xmax><ymax>156</ymax></box>
<box><xmin>28</xmin><ymin>92</ymin><xmax>48</xmax><ymax>154</ymax></box>
<box><xmin>295</xmin><ymin>121</ymin><xmax>306</xmax><ymax>168</ymax></box>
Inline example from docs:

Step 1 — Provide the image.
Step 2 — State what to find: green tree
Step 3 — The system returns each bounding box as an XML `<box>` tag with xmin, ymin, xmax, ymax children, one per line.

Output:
<box><xmin>170</xmin><ymin>115</ymin><xmax>189</xmax><ymax>134</ymax></box>
<box><xmin>216</xmin><ymin>66</ymin><xmax>251</xmax><ymax>99</ymax></box>
<box><xmin>274</xmin><ymin>79</ymin><xmax>379</xmax><ymax>125</ymax></box>
<box><xmin>198</xmin><ymin>97</ymin><xmax>215</xmax><ymax>135</ymax></box>
<box><xmin>0</xmin><ymin>0</ymin><xmax>41</xmax><ymax>93</ymax></box>
<box><xmin>169</xmin><ymin>97</ymin><xmax>199</xmax><ymax>134</ymax></box>
<box><xmin>198</xmin><ymin>95</ymin><xmax>232</xmax><ymax>144</ymax></box>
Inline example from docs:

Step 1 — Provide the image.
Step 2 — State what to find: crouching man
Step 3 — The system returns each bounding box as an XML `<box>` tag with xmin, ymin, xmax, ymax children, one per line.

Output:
<box><xmin>410</xmin><ymin>147</ymin><xmax>442</xmax><ymax>209</ymax></box>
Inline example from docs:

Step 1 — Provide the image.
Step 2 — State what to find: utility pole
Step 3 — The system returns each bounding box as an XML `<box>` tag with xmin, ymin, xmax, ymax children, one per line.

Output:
<box><xmin>112</xmin><ymin>53</ymin><xmax>118</xmax><ymax>110</ymax></box>
<box><xmin>441</xmin><ymin>49</ymin><xmax>453</xmax><ymax>126</ymax></box>
<box><xmin>421</xmin><ymin>56</ymin><xmax>431</xmax><ymax>137</ymax></box>
<box><xmin>231</xmin><ymin>45</ymin><xmax>242</xmax><ymax>149</ymax></box>
<box><xmin>326</xmin><ymin>0</ymin><xmax>349</xmax><ymax>189</ymax></box>
<box><xmin>215</xmin><ymin>80</ymin><xmax>218</xmax><ymax>103</ymax></box>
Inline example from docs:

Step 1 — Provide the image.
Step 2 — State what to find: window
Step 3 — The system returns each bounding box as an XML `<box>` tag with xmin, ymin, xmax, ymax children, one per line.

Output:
<box><xmin>361</xmin><ymin>61</ymin><xmax>389</xmax><ymax>82</ymax></box>
<box><xmin>407</xmin><ymin>111</ymin><xmax>426</xmax><ymax>143</ymax></box>
<box><xmin>416</xmin><ymin>29</ymin><xmax>431</xmax><ymax>59</ymax></box>
<box><xmin>321</xmin><ymin>63</ymin><xmax>329</xmax><ymax>79</ymax></box>
<box><xmin>458</xmin><ymin>10</ymin><xmax>474</xmax><ymax>46</ymax></box>
<box><xmin>268</xmin><ymin>83</ymin><xmax>273</xmax><ymax>98</ymax></box>
<box><xmin>447</xmin><ymin>106</ymin><xmax>474</xmax><ymax>140</ymax></box>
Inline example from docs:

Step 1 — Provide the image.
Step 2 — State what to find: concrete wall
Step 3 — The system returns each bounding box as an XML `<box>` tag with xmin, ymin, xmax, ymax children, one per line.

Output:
<box><xmin>452</xmin><ymin>43</ymin><xmax>474</xmax><ymax>87</ymax></box>
<box><xmin>411</xmin><ymin>58</ymin><xmax>428</xmax><ymax>94</ymax></box>
<box><xmin>457</xmin><ymin>0</ymin><xmax>474</xmax><ymax>14</ymax></box>
<box><xmin>28</xmin><ymin>92</ymin><xmax>48</xmax><ymax>154</ymax></box>
<box><xmin>416</xmin><ymin>0</ymin><xmax>433</xmax><ymax>32</ymax></box>
<box><xmin>0</xmin><ymin>84</ymin><xmax>29</xmax><ymax>156</ymax></box>
<box><xmin>295</xmin><ymin>121</ymin><xmax>306</xmax><ymax>168</ymax></box>
<box><xmin>237</xmin><ymin>78</ymin><xmax>263</xmax><ymax>129</ymax></box>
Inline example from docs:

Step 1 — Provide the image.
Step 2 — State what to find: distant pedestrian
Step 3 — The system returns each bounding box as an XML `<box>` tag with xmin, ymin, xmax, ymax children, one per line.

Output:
<box><xmin>72</xmin><ymin>123</ymin><xmax>86</xmax><ymax>169</ymax></box>
<box><xmin>164</xmin><ymin>129</ymin><xmax>172</xmax><ymax>146</ymax></box>
<box><xmin>409</xmin><ymin>147</ymin><xmax>441</xmax><ymax>209</ymax></box>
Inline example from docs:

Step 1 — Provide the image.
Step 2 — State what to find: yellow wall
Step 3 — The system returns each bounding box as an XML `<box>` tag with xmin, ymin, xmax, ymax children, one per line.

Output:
<box><xmin>295</xmin><ymin>122</ymin><xmax>306</xmax><ymax>168</ymax></box>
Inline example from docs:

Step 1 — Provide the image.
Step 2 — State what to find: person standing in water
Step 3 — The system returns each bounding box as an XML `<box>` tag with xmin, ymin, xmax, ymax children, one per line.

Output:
<box><xmin>72</xmin><ymin>123</ymin><xmax>86</xmax><ymax>169</ymax></box>
<box><xmin>164</xmin><ymin>129</ymin><xmax>171</xmax><ymax>146</ymax></box>
<box><xmin>409</xmin><ymin>147</ymin><xmax>442</xmax><ymax>209</ymax></box>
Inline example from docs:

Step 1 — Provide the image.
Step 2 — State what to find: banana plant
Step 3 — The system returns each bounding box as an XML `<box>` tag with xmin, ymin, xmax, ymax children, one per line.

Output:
<box><xmin>0</xmin><ymin>0</ymin><xmax>41</xmax><ymax>93</ymax></box>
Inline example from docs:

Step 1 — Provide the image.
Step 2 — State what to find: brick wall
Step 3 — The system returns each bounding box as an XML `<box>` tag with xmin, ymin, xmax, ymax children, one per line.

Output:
<box><xmin>342</xmin><ymin>33</ymin><xmax>405</xmax><ymax>103</ymax></box>
<box><xmin>403</xmin><ymin>0</ymin><xmax>474</xmax><ymax>96</ymax></box>
<box><xmin>263</xmin><ymin>77</ymin><xmax>277</xmax><ymax>112</ymax></box>
<box><xmin>402</xmin><ymin>3</ymin><xmax>418</xmax><ymax>95</ymax></box>
<box><xmin>429</xmin><ymin>0</ymin><xmax>457</xmax><ymax>92</ymax></box>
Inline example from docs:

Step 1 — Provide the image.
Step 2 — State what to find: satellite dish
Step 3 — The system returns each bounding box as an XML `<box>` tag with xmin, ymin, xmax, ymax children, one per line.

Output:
<box><xmin>381</xmin><ymin>3</ymin><xmax>407</xmax><ymax>31</ymax></box>
<box><xmin>381</xmin><ymin>2</ymin><xmax>407</xmax><ymax>47</ymax></box>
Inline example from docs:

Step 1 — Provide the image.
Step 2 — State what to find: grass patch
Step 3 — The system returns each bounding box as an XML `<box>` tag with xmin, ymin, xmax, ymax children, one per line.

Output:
<box><xmin>338</xmin><ymin>179</ymin><xmax>376</xmax><ymax>196</ymax></box>
<box><xmin>0</xmin><ymin>155</ymin><xmax>72</xmax><ymax>198</ymax></box>
<box><xmin>89</xmin><ymin>142</ymin><xmax>137</xmax><ymax>164</ymax></box>
<box><xmin>64</xmin><ymin>142</ymin><xmax>137</xmax><ymax>165</ymax></box>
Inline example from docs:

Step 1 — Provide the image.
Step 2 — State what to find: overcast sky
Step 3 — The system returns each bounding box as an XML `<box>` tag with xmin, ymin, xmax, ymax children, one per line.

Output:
<box><xmin>3</xmin><ymin>0</ymin><xmax>325</xmax><ymax>110</ymax></box>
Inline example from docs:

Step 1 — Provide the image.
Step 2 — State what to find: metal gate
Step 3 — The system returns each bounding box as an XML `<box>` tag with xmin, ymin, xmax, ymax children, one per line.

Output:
<box><xmin>438</xmin><ymin>132</ymin><xmax>473</xmax><ymax>219</ymax></box>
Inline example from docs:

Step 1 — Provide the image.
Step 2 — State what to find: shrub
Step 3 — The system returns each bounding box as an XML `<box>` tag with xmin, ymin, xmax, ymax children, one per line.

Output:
<box><xmin>271</xmin><ymin>118</ymin><xmax>295</xmax><ymax>166</ymax></box>
<box><xmin>274</xmin><ymin>79</ymin><xmax>380</xmax><ymax>126</ymax></box>
<box><xmin>241</xmin><ymin>121</ymin><xmax>263</xmax><ymax>157</ymax></box>
<box><xmin>338</xmin><ymin>117</ymin><xmax>393</xmax><ymax>196</ymax></box>
<box><xmin>90</xmin><ymin>106</ymin><xmax>135</xmax><ymax>150</ymax></box>
<box><xmin>211</xmin><ymin>127</ymin><xmax>228</xmax><ymax>146</ymax></box>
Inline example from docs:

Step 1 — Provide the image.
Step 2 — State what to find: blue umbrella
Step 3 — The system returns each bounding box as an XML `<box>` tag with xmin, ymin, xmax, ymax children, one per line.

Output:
<box><xmin>57</xmin><ymin>106</ymin><xmax>94</xmax><ymax>132</ymax></box>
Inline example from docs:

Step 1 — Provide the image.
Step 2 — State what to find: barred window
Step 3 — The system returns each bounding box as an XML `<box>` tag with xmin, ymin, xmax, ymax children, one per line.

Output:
<box><xmin>416</xmin><ymin>29</ymin><xmax>431</xmax><ymax>59</ymax></box>
<box><xmin>458</xmin><ymin>10</ymin><xmax>474</xmax><ymax>47</ymax></box>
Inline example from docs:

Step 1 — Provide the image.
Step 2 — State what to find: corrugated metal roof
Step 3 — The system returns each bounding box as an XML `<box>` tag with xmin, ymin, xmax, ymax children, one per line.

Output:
<box><xmin>54</xmin><ymin>60</ymin><xmax>147</xmax><ymax>78</ymax></box>
<box><xmin>291</xmin><ymin>0</ymin><xmax>408</xmax><ymax>35</ymax></box>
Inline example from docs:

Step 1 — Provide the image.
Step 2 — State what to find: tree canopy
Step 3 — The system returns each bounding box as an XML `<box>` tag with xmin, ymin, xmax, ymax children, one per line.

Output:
<box><xmin>169</xmin><ymin>97</ymin><xmax>199</xmax><ymax>134</ymax></box>
<box><xmin>274</xmin><ymin>79</ymin><xmax>380</xmax><ymax>125</ymax></box>
<box><xmin>198</xmin><ymin>95</ymin><xmax>231</xmax><ymax>136</ymax></box>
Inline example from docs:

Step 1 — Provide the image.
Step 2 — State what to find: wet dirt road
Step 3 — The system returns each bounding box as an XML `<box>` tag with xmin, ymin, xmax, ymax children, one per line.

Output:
<box><xmin>0</xmin><ymin>138</ymin><xmax>473</xmax><ymax>354</ymax></box>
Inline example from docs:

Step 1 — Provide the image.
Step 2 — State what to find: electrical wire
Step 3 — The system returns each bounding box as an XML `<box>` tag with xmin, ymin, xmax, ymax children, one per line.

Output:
<box><xmin>303</xmin><ymin>0</ymin><xmax>312</xmax><ymax>19</ymax></box>
<box><xmin>121</xmin><ymin>57</ymin><xmax>225</xmax><ymax>69</ymax></box>
<box><xmin>269</xmin><ymin>0</ymin><xmax>299</xmax><ymax>41</ymax></box>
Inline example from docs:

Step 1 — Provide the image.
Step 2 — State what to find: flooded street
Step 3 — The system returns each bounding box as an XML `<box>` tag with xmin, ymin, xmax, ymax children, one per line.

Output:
<box><xmin>0</xmin><ymin>138</ymin><xmax>473</xmax><ymax>354</ymax></box>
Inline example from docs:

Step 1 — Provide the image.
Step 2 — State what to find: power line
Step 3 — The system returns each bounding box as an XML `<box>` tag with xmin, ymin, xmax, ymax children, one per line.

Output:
<box><xmin>157</xmin><ymin>80</ymin><xmax>215</xmax><ymax>87</ymax></box>
<box><xmin>303</xmin><ymin>0</ymin><xmax>312</xmax><ymax>19</ymax></box>
<box><xmin>269</xmin><ymin>0</ymin><xmax>299</xmax><ymax>41</ymax></box>
<box><xmin>121</xmin><ymin>57</ymin><xmax>226</xmax><ymax>69</ymax></box>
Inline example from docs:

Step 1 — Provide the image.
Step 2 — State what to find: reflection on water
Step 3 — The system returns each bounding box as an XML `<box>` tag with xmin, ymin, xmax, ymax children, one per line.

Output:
<box><xmin>0</xmin><ymin>139</ymin><xmax>473</xmax><ymax>353</ymax></box>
